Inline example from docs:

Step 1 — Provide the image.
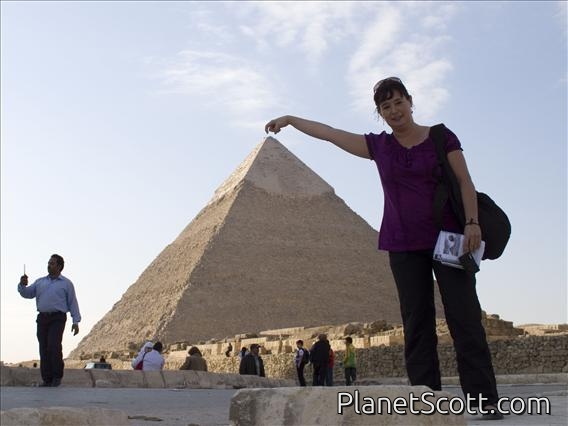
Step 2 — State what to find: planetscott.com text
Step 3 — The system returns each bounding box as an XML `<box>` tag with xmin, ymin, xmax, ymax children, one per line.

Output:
<box><xmin>337</xmin><ymin>390</ymin><xmax>551</xmax><ymax>416</ymax></box>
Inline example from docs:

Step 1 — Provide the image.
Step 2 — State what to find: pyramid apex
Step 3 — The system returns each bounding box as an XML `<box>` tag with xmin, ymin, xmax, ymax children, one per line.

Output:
<box><xmin>209</xmin><ymin>136</ymin><xmax>333</xmax><ymax>204</ymax></box>
<box><xmin>263</xmin><ymin>135</ymin><xmax>280</xmax><ymax>144</ymax></box>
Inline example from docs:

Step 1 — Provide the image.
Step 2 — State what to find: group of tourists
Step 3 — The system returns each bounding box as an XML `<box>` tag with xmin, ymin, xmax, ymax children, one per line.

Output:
<box><xmin>294</xmin><ymin>334</ymin><xmax>357</xmax><ymax>387</ymax></box>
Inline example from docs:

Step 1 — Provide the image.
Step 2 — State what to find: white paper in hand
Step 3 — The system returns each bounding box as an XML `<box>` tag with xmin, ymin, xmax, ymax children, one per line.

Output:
<box><xmin>433</xmin><ymin>230</ymin><xmax>485</xmax><ymax>270</ymax></box>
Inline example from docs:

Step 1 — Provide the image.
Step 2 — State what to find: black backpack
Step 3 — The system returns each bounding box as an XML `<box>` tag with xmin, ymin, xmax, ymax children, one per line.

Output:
<box><xmin>301</xmin><ymin>348</ymin><xmax>310</xmax><ymax>364</ymax></box>
<box><xmin>431</xmin><ymin>124</ymin><xmax>511</xmax><ymax>260</ymax></box>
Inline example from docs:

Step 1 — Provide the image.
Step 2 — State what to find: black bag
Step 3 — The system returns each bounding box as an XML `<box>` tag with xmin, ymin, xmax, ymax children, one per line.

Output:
<box><xmin>431</xmin><ymin>124</ymin><xmax>511</xmax><ymax>260</ymax></box>
<box><xmin>301</xmin><ymin>348</ymin><xmax>310</xmax><ymax>365</ymax></box>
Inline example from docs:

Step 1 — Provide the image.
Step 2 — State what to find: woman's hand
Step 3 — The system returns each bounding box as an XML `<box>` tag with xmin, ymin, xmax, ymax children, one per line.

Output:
<box><xmin>463</xmin><ymin>223</ymin><xmax>482</xmax><ymax>253</ymax></box>
<box><xmin>265</xmin><ymin>116</ymin><xmax>290</xmax><ymax>134</ymax></box>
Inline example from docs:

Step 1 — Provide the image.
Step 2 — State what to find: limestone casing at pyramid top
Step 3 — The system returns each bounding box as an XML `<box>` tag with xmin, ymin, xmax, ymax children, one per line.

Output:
<box><xmin>208</xmin><ymin>137</ymin><xmax>334</xmax><ymax>205</ymax></box>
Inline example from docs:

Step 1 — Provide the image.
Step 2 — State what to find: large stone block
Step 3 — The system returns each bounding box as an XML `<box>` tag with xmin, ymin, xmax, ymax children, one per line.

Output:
<box><xmin>1</xmin><ymin>365</ymin><xmax>14</xmax><ymax>386</ymax></box>
<box><xmin>114</xmin><ymin>370</ymin><xmax>145</xmax><ymax>388</ymax></box>
<box><xmin>2</xmin><ymin>366</ymin><xmax>92</xmax><ymax>388</ymax></box>
<box><xmin>9</xmin><ymin>367</ymin><xmax>42</xmax><ymax>386</ymax></box>
<box><xmin>191</xmin><ymin>370</ymin><xmax>212</xmax><ymax>388</ymax></box>
<box><xmin>0</xmin><ymin>407</ymin><xmax>129</xmax><ymax>425</ymax></box>
<box><xmin>181</xmin><ymin>370</ymin><xmax>201</xmax><ymax>388</ymax></box>
<box><xmin>89</xmin><ymin>370</ymin><xmax>121</xmax><ymax>388</ymax></box>
<box><xmin>229</xmin><ymin>386</ymin><xmax>466</xmax><ymax>425</ymax></box>
<box><xmin>144</xmin><ymin>371</ymin><xmax>166</xmax><ymax>388</ymax></box>
<box><xmin>207</xmin><ymin>372</ymin><xmax>237</xmax><ymax>389</ymax></box>
<box><xmin>162</xmin><ymin>370</ymin><xmax>187</xmax><ymax>388</ymax></box>
<box><xmin>267</xmin><ymin>378</ymin><xmax>296</xmax><ymax>388</ymax></box>
<box><xmin>238</xmin><ymin>375</ymin><xmax>265</xmax><ymax>388</ymax></box>
<box><xmin>225</xmin><ymin>373</ymin><xmax>248</xmax><ymax>389</ymax></box>
<box><xmin>59</xmin><ymin>369</ymin><xmax>93</xmax><ymax>387</ymax></box>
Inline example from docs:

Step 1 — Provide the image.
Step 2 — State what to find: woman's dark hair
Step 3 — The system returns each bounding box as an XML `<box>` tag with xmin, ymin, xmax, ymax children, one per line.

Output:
<box><xmin>153</xmin><ymin>341</ymin><xmax>163</xmax><ymax>353</ymax></box>
<box><xmin>373</xmin><ymin>78</ymin><xmax>412</xmax><ymax>110</ymax></box>
<box><xmin>188</xmin><ymin>346</ymin><xmax>201</xmax><ymax>356</ymax></box>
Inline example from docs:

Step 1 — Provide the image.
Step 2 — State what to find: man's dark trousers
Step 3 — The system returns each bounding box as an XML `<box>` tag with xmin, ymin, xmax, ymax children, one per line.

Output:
<box><xmin>312</xmin><ymin>363</ymin><xmax>328</xmax><ymax>386</ymax></box>
<box><xmin>389</xmin><ymin>250</ymin><xmax>499</xmax><ymax>406</ymax></box>
<box><xmin>36</xmin><ymin>312</ymin><xmax>67</xmax><ymax>384</ymax></box>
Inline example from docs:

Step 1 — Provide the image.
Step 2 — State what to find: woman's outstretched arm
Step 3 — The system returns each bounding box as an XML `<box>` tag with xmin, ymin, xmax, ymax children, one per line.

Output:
<box><xmin>265</xmin><ymin>115</ymin><xmax>370</xmax><ymax>159</ymax></box>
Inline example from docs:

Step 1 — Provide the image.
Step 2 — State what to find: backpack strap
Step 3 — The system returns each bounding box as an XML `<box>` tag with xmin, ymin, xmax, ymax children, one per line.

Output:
<box><xmin>431</xmin><ymin>123</ymin><xmax>449</xmax><ymax>230</ymax></box>
<box><xmin>430</xmin><ymin>123</ymin><xmax>467</xmax><ymax>229</ymax></box>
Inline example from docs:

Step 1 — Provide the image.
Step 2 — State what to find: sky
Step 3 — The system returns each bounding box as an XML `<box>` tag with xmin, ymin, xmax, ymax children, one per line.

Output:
<box><xmin>1</xmin><ymin>1</ymin><xmax>566</xmax><ymax>364</ymax></box>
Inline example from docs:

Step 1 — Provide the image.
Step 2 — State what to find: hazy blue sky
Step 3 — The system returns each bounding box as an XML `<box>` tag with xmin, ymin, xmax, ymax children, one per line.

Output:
<box><xmin>1</xmin><ymin>1</ymin><xmax>566</xmax><ymax>363</ymax></box>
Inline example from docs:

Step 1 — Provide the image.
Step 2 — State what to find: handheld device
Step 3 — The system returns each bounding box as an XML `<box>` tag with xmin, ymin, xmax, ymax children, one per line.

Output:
<box><xmin>459</xmin><ymin>252</ymin><xmax>480</xmax><ymax>274</ymax></box>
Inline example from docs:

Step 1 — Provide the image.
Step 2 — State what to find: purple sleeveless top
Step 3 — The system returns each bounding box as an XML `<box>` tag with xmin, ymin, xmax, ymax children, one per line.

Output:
<box><xmin>365</xmin><ymin>127</ymin><xmax>462</xmax><ymax>252</ymax></box>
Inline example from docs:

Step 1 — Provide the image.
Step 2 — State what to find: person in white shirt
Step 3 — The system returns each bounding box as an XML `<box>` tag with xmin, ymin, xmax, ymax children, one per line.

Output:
<box><xmin>294</xmin><ymin>340</ymin><xmax>309</xmax><ymax>386</ymax></box>
<box><xmin>132</xmin><ymin>341</ymin><xmax>153</xmax><ymax>370</ymax></box>
<box><xmin>132</xmin><ymin>341</ymin><xmax>164</xmax><ymax>371</ymax></box>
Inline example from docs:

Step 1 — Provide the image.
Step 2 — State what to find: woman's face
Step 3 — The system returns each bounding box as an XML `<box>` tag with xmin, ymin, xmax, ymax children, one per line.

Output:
<box><xmin>378</xmin><ymin>91</ymin><xmax>413</xmax><ymax>129</ymax></box>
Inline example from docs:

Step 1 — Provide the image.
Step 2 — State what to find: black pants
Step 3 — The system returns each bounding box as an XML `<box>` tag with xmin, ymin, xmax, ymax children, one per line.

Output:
<box><xmin>312</xmin><ymin>363</ymin><xmax>327</xmax><ymax>386</ymax></box>
<box><xmin>296</xmin><ymin>363</ymin><xmax>306</xmax><ymax>386</ymax></box>
<box><xmin>36</xmin><ymin>312</ymin><xmax>67</xmax><ymax>384</ymax></box>
<box><xmin>389</xmin><ymin>250</ymin><xmax>499</xmax><ymax>406</ymax></box>
<box><xmin>344</xmin><ymin>367</ymin><xmax>357</xmax><ymax>385</ymax></box>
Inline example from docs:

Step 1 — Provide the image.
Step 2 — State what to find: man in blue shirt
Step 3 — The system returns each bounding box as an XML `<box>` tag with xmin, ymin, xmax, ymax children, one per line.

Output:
<box><xmin>18</xmin><ymin>254</ymin><xmax>81</xmax><ymax>387</ymax></box>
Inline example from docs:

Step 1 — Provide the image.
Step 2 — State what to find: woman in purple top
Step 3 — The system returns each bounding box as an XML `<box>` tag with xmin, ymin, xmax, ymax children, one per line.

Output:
<box><xmin>265</xmin><ymin>77</ymin><xmax>503</xmax><ymax>420</ymax></box>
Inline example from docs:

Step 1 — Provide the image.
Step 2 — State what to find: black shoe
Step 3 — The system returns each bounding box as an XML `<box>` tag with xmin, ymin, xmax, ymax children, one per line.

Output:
<box><xmin>481</xmin><ymin>406</ymin><xmax>504</xmax><ymax>421</ymax></box>
<box><xmin>39</xmin><ymin>381</ymin><xmax>52</xmax><ymax>387</ymax></box>
<box><xmin>51</xmin><ymin>378</ymin><xmax>62</xmax><ymax>387</ymax></box>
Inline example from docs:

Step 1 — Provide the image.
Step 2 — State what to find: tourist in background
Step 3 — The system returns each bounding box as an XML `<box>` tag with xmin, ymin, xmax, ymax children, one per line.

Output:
<box><xmin>309</xmin><ymin>334</ymin><xmax>330</xmax><ymax>386</ymax></box>
<box><xmin>180</xmin><ymin>346</ymin><xmax>208</xmax><ymax>371</ymax></box>
<box><xmin>326</xmin><ymin>347</ymin><xmax>335</xmax><ymax>386</ymax></box>
<box><xmin>294</xmin><ymin>339</ymin><xmax>309</xmax><ymax>386</ymax></box>
<box><xmin>238</xmin><ymin>346</ymin><xmax>248</xmax><ymax>360</ymax></box>
<box><xmin>343</xmin><ymin>337</ymin><xmax>357</xmax><ymax>386</ymax></box>
<box><xmin>132</xmin><ymin>341</ymin><xmax>153</xmax><ymax>370</ymax></box>
<box><xmin>132</xmin><ymin>341</ymin><xmax>164</xmax><ymax>371</ymax></box>
<box><xmin>265</xmin><ymin>76</ymin><xmax>503</xmax><ymax>420</ymax></box>
<box><xmin>239</xmin><ymin>343</ymin><xmax>265</xmax><ymax>377</ymax></box>
<box><xmin>17</xmin><ymin>254</ymin><xmax>81</xmax><ymax>387</ymax></box>
<box><xmin>225</xmin><ymin>342</ymin><xmax>233</xmax><ymax>357</ymax></box>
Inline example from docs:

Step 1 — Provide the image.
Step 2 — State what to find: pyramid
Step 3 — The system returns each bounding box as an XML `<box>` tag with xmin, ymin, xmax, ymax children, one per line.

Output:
<box><xmin>69</xmin><ymin>137</ymin><xmax>405</xmax><ymax>358</ymax></box>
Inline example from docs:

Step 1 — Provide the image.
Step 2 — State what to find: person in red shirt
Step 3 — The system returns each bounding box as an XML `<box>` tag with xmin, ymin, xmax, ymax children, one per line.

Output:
<box><xmin>326</xmin><ymin>348</ymin><xmax>335</xmax><ymax>386</ymax></box>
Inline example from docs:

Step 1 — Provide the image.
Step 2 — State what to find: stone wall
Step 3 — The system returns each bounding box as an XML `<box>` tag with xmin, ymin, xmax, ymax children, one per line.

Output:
<box><xmin>517</xmin><ymin>323</ymin><xmax>568</xmax><ymax>335</ymax></box>
<box><xmin>66</xmin><ymin>314</ymin><xmax>528</xmax><ymax>362</ymax></box>
<box><xmin>180</xmin><ymin>335</ymin><xmax>568</xmax><ymax>382</ymax></box>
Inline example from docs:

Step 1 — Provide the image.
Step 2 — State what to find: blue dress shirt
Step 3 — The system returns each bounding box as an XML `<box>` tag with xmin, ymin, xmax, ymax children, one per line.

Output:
<box><xmin>18</xmin><ymin>274</ymin><xmax>81</xmax><ymax>324</ymax></box>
